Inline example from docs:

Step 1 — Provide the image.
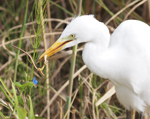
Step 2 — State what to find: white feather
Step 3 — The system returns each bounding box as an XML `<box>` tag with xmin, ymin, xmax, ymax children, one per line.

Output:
<box><xmin>60</xmin><ymin>15</ymin><xmax>150</xmax><ymax>113</ymax></box>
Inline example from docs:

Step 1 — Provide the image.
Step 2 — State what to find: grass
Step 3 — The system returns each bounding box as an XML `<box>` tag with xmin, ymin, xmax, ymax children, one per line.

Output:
<box><xmin>0</xmin><ymin>0</ymin><xmax>149</xmax><ymax>119</ymax></box>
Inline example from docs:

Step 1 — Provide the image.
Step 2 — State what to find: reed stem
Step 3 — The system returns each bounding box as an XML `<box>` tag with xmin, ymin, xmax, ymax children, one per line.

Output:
<box><xmin>39</xmin><ymin>0</ymin><xmax>50</xmax><ymax>118</ymax></box>
<box><xmin>65</xmin><ymin>0</ymin><xmax>82</xmax><ymax>118</ymax></box>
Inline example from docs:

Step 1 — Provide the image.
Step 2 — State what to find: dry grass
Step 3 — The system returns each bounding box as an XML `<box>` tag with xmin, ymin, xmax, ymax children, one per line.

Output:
<box><xmin>0</xmin><ymin>0</ymin><xmax>150</xmax><ymax>119</ymax></box>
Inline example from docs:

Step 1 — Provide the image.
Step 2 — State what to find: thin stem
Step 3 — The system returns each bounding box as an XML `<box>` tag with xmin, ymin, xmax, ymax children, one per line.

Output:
<box><xmin>77</xmin><ymin>0</ymin><xmax>82</xmax><ymax>15</ymax></box>
<box><xmin>66</xmin><ymin>45</ymin><xmax>78</xmax><ymax>119</ymax></box>
<box><xmin>65</xmin><ymin>0</ymin><xmax>82</xmax><ymax>118</ymax></box>
<box><xmin>47</xmin><ymin>0</ymin><xmax>53</xmax><ymax>45</ymax></box>
<box><xmin>124</xmin><ymin>0</ymin><xmax>147</xmax><ymax>20</ymax></box>
<box><xmin>105</xmin><ymin>0</ymin><xmax>140</xmax><ymax>25</ymax></box>
<box><xmin>131</xmin><ymin>110</ymin><xmax>135</xmax><ymax>119</ymax></box>
<box><xmin>0</xmin><ymin>86</ymin><xmax>14</xmax><ymax>105</ymax></box>
<box><xmin>39</xmin><ymin>0</ymin><xmax>50</xmax><ymax>119</ymax></box>
<box><xmin>92</xmin><ymin>91</ymin><xmax>96</xmax><ymax>119</ymax></box>
<box><xmin>46</xmin><ymin>4</ymin><xmax>53</xmax><ymax>117</ymax></box>
<box><xmin>12</xmin><ymin>44</ymin><xmax>45</xmax><ymax>76</ymax></box>
<box><xmin>40</xmin><ymin>63</ymin><xmax>87</xmax><ymax>117</ymax></box>
<box><xmin>13</xmin><ymin>0</ymin><xmax>28</xmax><ymax>82</ymax></box>
<box><xmin>31</xmin><ymin>48</ymin><xmax>36</xmax><ymax>79</ymax></box>
<box><xmin>69</xmin><ymin>0</ymin><xmax>76</xmax><ymax>14</ymax></box>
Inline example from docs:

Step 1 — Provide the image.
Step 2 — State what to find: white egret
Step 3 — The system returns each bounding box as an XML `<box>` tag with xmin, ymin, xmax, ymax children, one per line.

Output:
<box><xmin>38</xmin><ymin>15</ymin><xmax>150</xmax><ymax>119</ymax></box>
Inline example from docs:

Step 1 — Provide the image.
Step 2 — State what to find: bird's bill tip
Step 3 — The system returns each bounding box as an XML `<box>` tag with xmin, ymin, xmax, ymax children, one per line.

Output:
<box><xmin>37</xmin><ymin>37</ymin><xmax>72</xmax><ymax>63</ymax></box>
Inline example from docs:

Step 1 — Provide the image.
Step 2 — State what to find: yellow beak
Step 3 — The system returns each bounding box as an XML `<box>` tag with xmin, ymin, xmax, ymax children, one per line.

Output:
<box><xmin>37</xmin><ymin>38</ymin><xmax>72</xmax><ymax>63</ymax></box>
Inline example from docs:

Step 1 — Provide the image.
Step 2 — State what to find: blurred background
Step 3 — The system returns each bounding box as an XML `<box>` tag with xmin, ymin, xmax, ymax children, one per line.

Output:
<box><xmin>0</xmin><ymin>0</ymin><xmax>150</xmax><ymax>119</ymax></box>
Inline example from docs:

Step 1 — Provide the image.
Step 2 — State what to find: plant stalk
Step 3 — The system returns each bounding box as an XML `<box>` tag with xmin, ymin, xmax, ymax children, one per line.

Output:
<box><xmin>13</xmin><ymin>0</ymin><xmax>28</xmax><ymax>82</ymax></box>
<box><xmin>39</xmin><ymin>0</ymin><xmax>50</xmax><ymax>118</ymax></box>
<box><xmin>65</xmin><ymin>0</ymin><xmax>82</xmax><ymax>118</ymax></box>
<box><xmin>65</xmin><ymin>45</ymin><xmax>77</xmax><ymax>119</ymax></box>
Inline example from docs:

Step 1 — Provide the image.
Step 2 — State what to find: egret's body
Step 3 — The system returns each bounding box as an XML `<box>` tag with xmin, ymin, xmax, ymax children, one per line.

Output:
<box><xmin>82</xmin><ymin>19</ymin><xmax>150</xmax><ymax>112</ymax></box>
<box><xmin>38</xmin><ymin>15</ymin><xmax>150</xmax><ymax>118</ymax></box>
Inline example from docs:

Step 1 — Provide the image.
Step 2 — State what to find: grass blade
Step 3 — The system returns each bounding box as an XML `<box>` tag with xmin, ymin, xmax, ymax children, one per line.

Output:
<box><xmin>13</xmin><ymin>0</ymin><xmax>29</xmax><ymax>82</ymax></box>
<box><xmin>0</xmin><ymin>78</ymin><xmax>14</xmax><ymax>103</ymax></box>
<box><xmin>29</xmin><ymin>96</ymin><xmax>35</xmax><ymax>119</ymax></box>
<box><xmin>0</xmin><ymin>111</ymin><xmax>6</xmax><ymax>119</ymax></box>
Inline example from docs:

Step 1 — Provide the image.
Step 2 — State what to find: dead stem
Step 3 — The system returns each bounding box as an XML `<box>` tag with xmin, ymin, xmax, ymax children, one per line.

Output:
<box><xmin>124</xmin><ymin>0</ymin><xmax>147</xmax><ymax>20</ymax></box>
<box><xmin>12</xmin><ymin>44</ymin><xmax>45</xmax><ymax>76</ymax></box>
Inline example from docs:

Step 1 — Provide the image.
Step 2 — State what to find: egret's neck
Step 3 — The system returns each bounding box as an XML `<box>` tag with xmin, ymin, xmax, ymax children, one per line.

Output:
<box><xmin>82</xmin><ymin>37</ymin><xmax>111</xmax><ymax>79</ymax></box>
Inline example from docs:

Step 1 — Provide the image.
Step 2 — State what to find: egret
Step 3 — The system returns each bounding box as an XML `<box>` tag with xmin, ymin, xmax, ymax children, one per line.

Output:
<box><xmin>38</xmin><ymin>15</ymin><xmax>150</xmax><ymax>119</ymax></box>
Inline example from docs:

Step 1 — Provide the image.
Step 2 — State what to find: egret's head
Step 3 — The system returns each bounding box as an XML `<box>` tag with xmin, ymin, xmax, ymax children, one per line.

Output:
<box><xmin>38</xmin><ymin>15</ymin><xmax>109</xmax><ymax>62</ymax></box>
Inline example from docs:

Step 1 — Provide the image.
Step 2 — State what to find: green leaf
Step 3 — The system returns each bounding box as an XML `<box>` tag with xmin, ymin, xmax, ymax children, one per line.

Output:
<box><xmin>13</xmin><ymin>0</ymin><xmax>29</xmax><ymax>82</ymax></box>
<box><xmin>29</xmin><ymin>96</ymin><xmax>35</xmax><ymax>119</ymax></box>
<box><xmin>18</xmin><ymin>96</ymin><xmax>24</xmax><ymax>106</ymax></box>
<box><xmin>0</xmin><ymin>102</ymin><xmax>9</xmax><ymax>109</ymax></box>
<box><xmin>21</xmin><ymin>82</ymin><xmax>34</xmax><ymax>89</ymax></box>
<box><xmin>0</xmin><ymin>86</ymin><xmax>14</xmax><ymax>105</ymax></box>
<box><xmin>14</xmin><ymin>82</ymin><xmax>34</xmax><ymax>91</ymax></box>
<box><xmin>14</xmin><ymin>82</ymin><xmax>22</xmax><ymax>87</ymax></box>
<box><xmin>12</xmin><ymin>82</ymin><xmax>18</xmax><ymax>107</ymax></box>
<box><xmin>35</xmin><ymin>116</ymin><xmax>45</xmax><ymax>119</ymax></box>
<box><xmin>0</xmin><ymin>111</ymin><xmax>6</xmax><ymax>119</ymax></box>
<box><xmin>36</xmin><ymin>15</ymin><xmax>41</xmax><ymax>24</ymax></box>
<box><xmin>14</xmin><ymin>82</ymin><xmax>34</xmax><ymax>92</ymax></box>
<box><xmin>14</xmin><ymin>82</ymin><xmax>24</xmax><ymax>92</ymax></box>
<box><xmin>17</xmin><ymin>107</ymin><xmax>27</xmax><ymax>119</ymax></box>
<box><xmin>0</xmin><ymin>78</ymin><xmax>13</xmax><ymax>101</ymax></box>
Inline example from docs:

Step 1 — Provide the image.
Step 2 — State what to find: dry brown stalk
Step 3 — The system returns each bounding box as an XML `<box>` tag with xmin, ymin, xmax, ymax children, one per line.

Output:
<box><xmin>68</xmin><ymin>0</ymin><xmax>76</xmax><ymax>14</ymax></box>
<box><xmin>92</xmin><ymin>91</ymin><xmax>96</xmax><ymax>119</ymax></box>
<box><xmin>57</xmin><ymin>100</ymin><xmax>63</xmax><ymax>119</ymax></box>
<box><xmin>54</xmin><ymin>17</ymin><xmax>73</xmax><ymax>30</ymax></box>
<box><xmin>12</xmin><ymin>44</ymin><xmax>45</xmax><ymax>76</ymax></box>
<box><xmin>131</xmin><ymin>110</ymin><xmax>135</xmax><ymax>119</ymax></box>
<box><xmin>50</xmin><ymin>56</ymin><xmax>71</xmax><ymax>82</ymax></box>
<box><xmin>124</xmin><ymin>0</ymin><xmax>148</xmax><ymax>20</ymax></box>
<box><xmin>7</xmin><ymin>18</ymin><xmax>70</xmax><ymax>33</ymax></box>
<box><xmin>0</xmin><ymin>32</ymin><xmax>62</xmax><ymax>48</ymax></box>
<box><xmin>96</xmin><ymin>86</ymin><xmax>115</xmax><ymax>106</ymax></box>
<box><xmin>40</xmin><ymin>79</ymin><xmax>69</xmax><ymax>116</ymax></box>
<box><xmin>0</xmin><ymin>56</ymin><xmax>12</xmax><ymax>72</ymax></box>
<box><xmin>63</xmin><ymin>74</ymin><xmax>92</xmax><ymax>119</ymax></box>
<box><xmin>40</xmin><ymin>64</ymin><xmax>87</xmax><ymax>116</ymax></box>
<box><xmin>2</xmin><ymin>35</ymin><xmax>18</xmax><ymax>58</ymax></box>
<box><xmin>105</xmin><ymin>0</ymin><xmax>141</xmax><ymax>25</ymax></box>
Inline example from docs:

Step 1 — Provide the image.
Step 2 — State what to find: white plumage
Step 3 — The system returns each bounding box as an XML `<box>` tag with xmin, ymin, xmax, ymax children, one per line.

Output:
<box><xmin>39</xmin><ymin>15</ymin><xmax>150</xmax><ymax>116</ymax></box>
<box><xmin>63</xmin><ymin>15</ymin><xmax>150</xmax><ymax>113</ymax></box>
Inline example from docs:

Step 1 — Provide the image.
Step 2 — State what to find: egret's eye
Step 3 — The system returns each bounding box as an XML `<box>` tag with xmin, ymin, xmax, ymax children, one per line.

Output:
<box><xmin>70</xmin><ymin>34</ymin><xmax>75</xmax><ymax>38</ymax></box>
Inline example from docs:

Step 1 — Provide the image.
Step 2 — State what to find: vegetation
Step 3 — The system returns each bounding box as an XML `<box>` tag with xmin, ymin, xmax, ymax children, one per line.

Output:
<box><xmin>0</xmin><ymin>0</ymin><xmax>149</xmax><ymax>119</ymax></box>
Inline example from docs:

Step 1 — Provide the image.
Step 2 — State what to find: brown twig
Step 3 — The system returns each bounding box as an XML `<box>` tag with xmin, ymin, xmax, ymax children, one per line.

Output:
<box><xmin>124</xmin><ymin>0</ymin><xmax>147</xmax><ymax>20</ymax></box>
<box><xmin>0</xmin><ymin>32</ymin><xmax>62</xmax><ymax>48</ymax></box>
<box><xmin>40</xmin><ymin>64</ymin><xmax>87</xmax><ymax>116</ymax></box>
<box><xmin>105</xmin><ymin>0</ymin><xmax>140</xmax><ymax>25</ymax></box>
<box><xmin>12</xmin><ymin>44</ymin><xmax>45</xmax><ymax>76</ymax></box>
